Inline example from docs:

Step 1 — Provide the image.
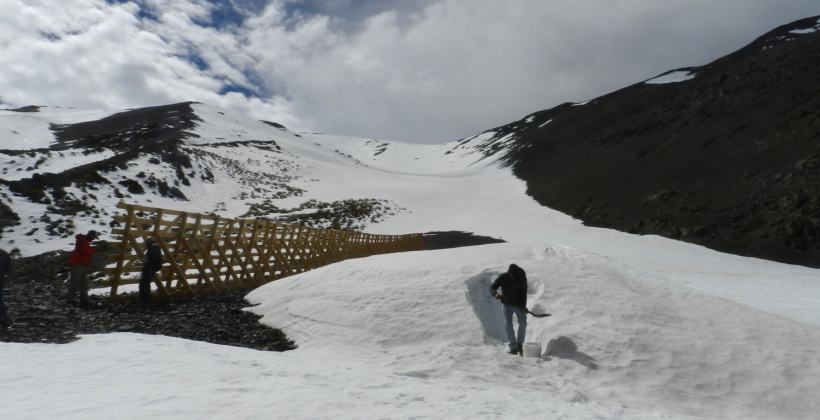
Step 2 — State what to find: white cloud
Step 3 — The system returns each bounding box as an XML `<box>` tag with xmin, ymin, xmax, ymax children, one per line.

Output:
<box><xmin>0</xmin><ymin>0</ymin><xmax>817</xmax><ymax>142</ymax></box>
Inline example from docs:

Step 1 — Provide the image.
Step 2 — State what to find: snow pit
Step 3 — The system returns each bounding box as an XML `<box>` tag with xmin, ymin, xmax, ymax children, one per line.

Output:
<box><xmin>464</xmin><ymin>270</ymin><xmax>507</xmax><ymax>344</ymax></box>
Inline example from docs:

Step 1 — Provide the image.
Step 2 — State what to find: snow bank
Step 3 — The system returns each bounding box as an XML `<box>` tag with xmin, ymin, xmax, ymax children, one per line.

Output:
<box><xmin>3</xmin><ymin>243</ymin><xmax>820</xmax><ymax>419</ymax></box>
<box><xmin>246</xmin><ymin>243</ymin><xmax>820</xmax><ymax>419</ymax></box>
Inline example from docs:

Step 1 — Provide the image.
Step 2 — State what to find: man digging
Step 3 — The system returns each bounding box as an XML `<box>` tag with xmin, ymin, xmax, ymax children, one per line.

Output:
<box><xmin>490</xmin><ymin>264</ymin><xmax>528</xmax><ymax>356</ymax></box>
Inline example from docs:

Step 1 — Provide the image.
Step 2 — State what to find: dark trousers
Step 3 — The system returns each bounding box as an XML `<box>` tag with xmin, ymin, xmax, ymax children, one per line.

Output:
<box><xmin>140</xmin><ymin>266</ymin><xmax>157</xmax><ymax>304</ymax></box>
<box><xmin>67</xmin><ymin>264</ymin><xmax>90</xmax><ymax>302</ymax></box>
<box><xmin>0</xmin><ymin>275</ymin><xmax>8</xmax><ymax>324</ymax></box>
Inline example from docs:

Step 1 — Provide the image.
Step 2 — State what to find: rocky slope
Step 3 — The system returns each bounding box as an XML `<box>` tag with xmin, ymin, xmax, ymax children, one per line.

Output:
<box><xmin>0</xmin><ymin>232</ymin><xmax>501</xmax><ymax>347</ymax></box>
<box><xmin>488</xmin><ymin>15</ymin><xmax>820</xmax><ymax>268</ymax></box>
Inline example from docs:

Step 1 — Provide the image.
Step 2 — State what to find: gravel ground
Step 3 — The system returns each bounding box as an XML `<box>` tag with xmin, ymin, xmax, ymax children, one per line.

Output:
<box><xmin>0</xmin><ymin>244</ymin><xmax>296</xmax><ymax>351</ymax></box>
<box><xmin>1</xmin><ymin>231</ymin><xmax>502</xmax><ymax>351</ymax></box>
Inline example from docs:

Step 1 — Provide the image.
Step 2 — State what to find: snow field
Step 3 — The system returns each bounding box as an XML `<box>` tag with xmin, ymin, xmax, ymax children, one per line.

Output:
<box><xmin>245</xmin><ymin>243</ymin><xmax>820</xmax><ymax>419</ymax></box>
<box><xmin>2</xmin><ymin>103</ymin><xmax>820</xmax><ymax>419</ymax></box>
<box><xmin>0</xmin><ymin>332</ymin><xmax>637</xmax><ymax>420</ymax></box>
<box><xmin>13</xmin><ymin>242</ymin><xmax>819</xmax><ymax>419</ymax></box>
<box><xmin>0</xmin><ymin>107</ymin><xmax>119</xmax><ymax>150</ymax></box>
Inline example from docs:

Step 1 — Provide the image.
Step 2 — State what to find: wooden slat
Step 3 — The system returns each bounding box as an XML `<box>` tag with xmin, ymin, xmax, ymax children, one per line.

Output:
<box><xmin>103</xmin><ymin>203</ymin><xmax>426</xmax><ymax>300</ymax></box>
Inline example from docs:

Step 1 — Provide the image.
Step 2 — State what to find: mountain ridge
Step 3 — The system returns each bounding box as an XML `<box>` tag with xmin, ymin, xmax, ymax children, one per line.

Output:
<box><xmin>491</xmin><ymin>15</ymin><xmax>820</xmax><ymax>268</ymax></box>
<box><xmin>1</xmin><ymin>16</ymin><xmax>819</xmax><ymax>268</ymax></box>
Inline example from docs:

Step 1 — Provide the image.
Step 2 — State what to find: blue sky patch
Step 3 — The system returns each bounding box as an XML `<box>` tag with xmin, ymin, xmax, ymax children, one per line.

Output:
<box><xmin>219</xmin><ymin>83</ymin><xmax>260</xmax><ymax>99</ymax></box>
<box><xmin>104</xmin><ymin>0</ymin><xmax>161</xmax><ymax>22</ymax></box>
<box><xmin>180</xmin><ymin>52</ymin><xmax>209</xmax><ymax>71</ymax></box>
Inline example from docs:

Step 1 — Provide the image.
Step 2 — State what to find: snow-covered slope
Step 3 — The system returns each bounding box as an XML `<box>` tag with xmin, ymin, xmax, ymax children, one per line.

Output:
<box><xmin>0</xmin><ymin>102</ymin><xmax>517</xmax><ymax>256</ymax></box>
<box><xmin>1</xmin><ymin>102</ymin><xmax>818</xmax><ymax>327</ymax></box>
<box><xmin>3</xmin><ymin>243</ymin><xmax>819</xmax><ymax>419</ymax></box>
<box><xmin>0</xmin><ymin>106</ymin><xmax>119</xmax><ymax>150</ymax></box>
<box><xmin>2</xmin><ymin>102</ymin><xmax>820</xmax><ymax>419</ymax></box>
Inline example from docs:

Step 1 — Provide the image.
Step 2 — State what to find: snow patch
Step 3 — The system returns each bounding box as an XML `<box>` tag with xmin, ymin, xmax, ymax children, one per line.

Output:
<box><xmin>790</xmin><ymin>27</ymin><xmax>818</xmax><ymax>34</ymax></box>
<box><xmin>789</xmin><ymin>18</ymin><xmax>820</xmax><ymax>34</ymax></box>
<box><xmin>0</xmin><ymin>107</ymin><xmax>118</xmax><ymax>150</ymax></box>
<box><xmin>645</xmin><ymin>70</ymin><xmax>695</xmax><ymax>84</ymax></box>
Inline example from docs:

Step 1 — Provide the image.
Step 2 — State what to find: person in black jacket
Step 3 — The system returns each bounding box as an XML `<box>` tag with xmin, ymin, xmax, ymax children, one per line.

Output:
<box><xmin>490</xmin><ymin>264</ymin><xmax>528</xmax><ymax>355</ymax></box>
<box><xmin>140</xmin><ymin>236</ymin><xmax>163</xmax><ymax>304</ymax></box>
<box><xmin>0</xmin><ymin>248</ymin><xmax>12</xmax><ymax>328</ymax></box>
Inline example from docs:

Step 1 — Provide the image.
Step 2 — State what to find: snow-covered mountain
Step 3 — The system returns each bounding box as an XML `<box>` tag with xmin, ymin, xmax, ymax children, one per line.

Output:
<box><xmin>3</xmin><ymin>100</ymin><xmax>820</xmax><ymax>418</ymax></box>
<box><xmin>487</xmin><ymin>15</ymin><xmax>820</xmax><ymax>268</ymax></box>
<box><xmin>2</xmin><ymin>16</ymin><xmax>820</xmax><ymax>420</ymax></box>
<box><xmin>0</xmin><ymin>101</ymin><xmax>516</xmax><ymax>258</ymax></box>
<box><xmin>4</xmin><ymin>16</ymin><xmax>818</xmax><ymax>267</ymax></box>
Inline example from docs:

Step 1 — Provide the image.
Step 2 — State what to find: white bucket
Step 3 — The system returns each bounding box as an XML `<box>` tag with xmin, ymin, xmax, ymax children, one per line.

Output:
<box><xmin>522</xmin><ymin>342</ymin><xmax>542</xmax><ymax>358</ymax></box>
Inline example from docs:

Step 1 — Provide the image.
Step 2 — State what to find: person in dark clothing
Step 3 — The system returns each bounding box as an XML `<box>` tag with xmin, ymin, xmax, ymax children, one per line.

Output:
<box><xmin>0</xmin><ymin>248</ymin><xmax>12</xmax><ymax>328</ymax></box>
<box><xmin>490</xmin><ymin>264</ymin><xmax>529</xmax><ymax>355</ymax></box>
<box><xmin>67</xmin><ymin>230</ymin><xmax>98</xmax><ymax>304</ymax></box>
<box><xmin>140</xmin><ymin>236</ymin><xmax>163</xmax><ymax>304</ymax></box>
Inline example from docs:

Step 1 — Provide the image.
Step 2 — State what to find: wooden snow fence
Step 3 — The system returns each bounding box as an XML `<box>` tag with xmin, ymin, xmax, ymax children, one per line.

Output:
<box><xmin>102</xmin><ymin>202</ymin><xmax>426</xmax><ymax>301</ymax></box>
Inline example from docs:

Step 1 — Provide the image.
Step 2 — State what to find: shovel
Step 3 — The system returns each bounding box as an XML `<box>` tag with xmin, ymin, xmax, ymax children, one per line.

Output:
<box><xmin>526</xmin><ymin>308</ymin><xmax>551</xmax><ymax>318</ymax></box>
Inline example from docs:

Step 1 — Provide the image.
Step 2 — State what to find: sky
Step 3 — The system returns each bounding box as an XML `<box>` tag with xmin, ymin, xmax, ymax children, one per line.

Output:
<box><xmin>0</xmin><ymin>0</ymin><xmax>818</xmax><ymax>143</ymax></box>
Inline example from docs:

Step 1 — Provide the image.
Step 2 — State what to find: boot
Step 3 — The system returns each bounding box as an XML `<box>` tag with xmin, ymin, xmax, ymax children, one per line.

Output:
<box><xmin>507</xmin><ymin>347</ymin><xmax>520</xmax><ymax>355</ymax></box>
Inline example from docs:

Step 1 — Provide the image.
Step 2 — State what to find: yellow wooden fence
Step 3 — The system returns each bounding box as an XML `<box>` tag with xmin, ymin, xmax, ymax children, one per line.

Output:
<box><xmin>102</xmin><ymin>202</ymin><xmax>426</xmax><ymax>301</ymax></box>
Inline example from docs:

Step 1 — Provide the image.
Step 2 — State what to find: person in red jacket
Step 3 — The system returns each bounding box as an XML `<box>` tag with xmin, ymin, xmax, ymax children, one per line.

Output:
<box><xmin>67</xmin><ymin>230</ymin><xmax>98</xmax><ymax>304</ymax></box>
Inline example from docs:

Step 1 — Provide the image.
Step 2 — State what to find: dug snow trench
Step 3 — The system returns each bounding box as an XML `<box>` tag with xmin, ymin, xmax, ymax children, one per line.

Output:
<box><xmin>246</xmin><ymin>243</ymin><xmax>820</xmax><ymax>419</ymax></box>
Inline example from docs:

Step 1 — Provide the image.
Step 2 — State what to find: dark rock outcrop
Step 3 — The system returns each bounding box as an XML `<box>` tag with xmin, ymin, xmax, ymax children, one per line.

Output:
<box><xmin>423</xmin><ymin>231</ymin><xmax>505</xmax><ymax>250</ymax></box>
<box><xmin>495</xmin><ymin>15</ymin><xmax>820</xmax><ymax>268</ymax></box>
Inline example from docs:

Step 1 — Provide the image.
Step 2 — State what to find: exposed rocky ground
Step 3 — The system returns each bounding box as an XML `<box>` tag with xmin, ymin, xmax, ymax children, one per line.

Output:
<box><xmin>1</xmin><ymin>231</ymin><xmax>501</xmax><ymax>349</ymax></box>
<box><xmin>243</xmin><ymin>198</ymin><xmax>404</xmax><ymax>231</ymax></box>
<box><xmin>422</xmin><ymin>230</ymin><xmax>505</xmax><ymax>250</ymax></box>
<box><xmin>494</xmin><ymin>16</ymin><xmax>820</xmax><ymax>268</ymax></box>
<box><xmin>0</xmin><ymin>241</ymin><xmax>296</xmax><ymax>351</ymax></box>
